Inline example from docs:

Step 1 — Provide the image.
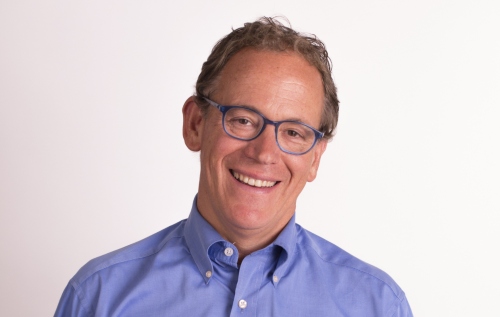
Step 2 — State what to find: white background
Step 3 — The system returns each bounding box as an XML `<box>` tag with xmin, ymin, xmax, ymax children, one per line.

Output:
<box><xmin>1</xmin><ymin>0</ymin><xmax>499</xmax><ymax>316</ymax></box>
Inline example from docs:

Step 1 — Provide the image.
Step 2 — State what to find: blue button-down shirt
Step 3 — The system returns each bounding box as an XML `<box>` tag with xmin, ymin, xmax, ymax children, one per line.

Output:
<box><xmin>55</xmin><ymin>199</ymin><xmax>413</xmax><ymax>316</ymax></box>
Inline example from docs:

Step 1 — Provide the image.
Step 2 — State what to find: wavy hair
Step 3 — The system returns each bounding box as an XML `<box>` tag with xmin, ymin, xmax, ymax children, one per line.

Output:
<box><xmin>195</xmin><ymin>17</ymin><xmax>339</xmax><ymax>140</ymax></box>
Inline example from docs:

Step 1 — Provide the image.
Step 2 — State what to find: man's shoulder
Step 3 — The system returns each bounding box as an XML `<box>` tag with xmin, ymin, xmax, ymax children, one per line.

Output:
<box><xmin>295</xmin><ymin>224</ymin><xmax>405</xmax><ymax>298</ymax></box>
<box><xmin>70</xmin><ymin>219</ymin><xmax>187</xmax><ymax>287</ymax></box>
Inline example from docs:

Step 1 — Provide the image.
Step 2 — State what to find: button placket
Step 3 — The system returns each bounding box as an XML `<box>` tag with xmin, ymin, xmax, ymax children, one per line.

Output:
<box><xmin>230</xmin><ymin>252</ymin><xmax>270</xmax><ymax>316</ymax></box>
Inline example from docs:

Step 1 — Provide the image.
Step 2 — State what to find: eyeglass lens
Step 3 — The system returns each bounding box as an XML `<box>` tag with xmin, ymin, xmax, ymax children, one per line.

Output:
<box><xmin>224</xmin><ymin>107</ymin><xmax>316</xmax><ymax>154</ymax></box>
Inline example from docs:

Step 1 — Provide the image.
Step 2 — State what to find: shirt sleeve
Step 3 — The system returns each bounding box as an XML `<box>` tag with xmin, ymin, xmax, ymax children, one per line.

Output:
<box><xmin>54</xmin><ymin>282</ymin><xmax>91</xmax><ymax>317</ymax></box>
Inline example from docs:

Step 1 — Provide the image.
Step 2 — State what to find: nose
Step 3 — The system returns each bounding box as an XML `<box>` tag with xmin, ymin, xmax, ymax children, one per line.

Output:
<box><xmin>243</xmin><ymin>124</ymin><xmax>280</xmax><ymax>164</ymax></box>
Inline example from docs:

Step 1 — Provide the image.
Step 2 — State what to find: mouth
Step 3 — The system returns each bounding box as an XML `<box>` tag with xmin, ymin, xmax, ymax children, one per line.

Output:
<box><xmin>231</xmin><ymin>170</ymin><xmax>278</xmax><ymax>188</ymax></box>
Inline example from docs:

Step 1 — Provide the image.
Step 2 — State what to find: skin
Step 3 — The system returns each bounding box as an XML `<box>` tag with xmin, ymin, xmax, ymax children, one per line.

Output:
<box><xmin>182</xmin><ymin>48</ymin><xmax>327</xmax><ymax>263</ymax></box>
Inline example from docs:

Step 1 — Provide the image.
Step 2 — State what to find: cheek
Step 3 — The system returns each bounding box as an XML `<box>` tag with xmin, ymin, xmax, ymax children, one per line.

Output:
<box><xmin>287</xmin><ymin>155</ymin><xmax>317</xmax><ymax>181</ymax></box>
<box><xmin>200</xmin><ymin>119</ymin><xmax>224</xmax><ymax>155</ymax></box>
<box><xmin>200</xmin><ymin>131</ymin><xmax>243</xmax><ymax>169</ymax></box>
<box><xmin>287</xmin><ymin>157</ymin><xmax>310</xmax><ymax>177</ymax></box>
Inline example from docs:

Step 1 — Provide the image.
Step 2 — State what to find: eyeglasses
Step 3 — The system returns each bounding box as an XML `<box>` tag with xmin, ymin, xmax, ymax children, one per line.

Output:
<box><xmin>202</xmin><ymin>97</ymin><xmax>324</xmax><ymax>155</ymax></box>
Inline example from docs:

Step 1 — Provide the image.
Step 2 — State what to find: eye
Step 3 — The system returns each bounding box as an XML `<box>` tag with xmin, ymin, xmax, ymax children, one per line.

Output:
<box><xmin>228</xmin><ymin>116</ymin><xmax>256</xmax><ymax>127</ymax></box>
<box><xmin>235</xmin><ymin>118</ymin><xmax>252</xmax><ymax>125</ymax></box>
<box><xmin>279</xmin><ymin>123</ymin><xmax>315</xmax><ymax>144</ymax></box>
<box><xmin>225</xmin><ymin>107</ymin><xmax>262</xmax><ymax>129</ymax></box>
<box><xmin>285</xmin><ymin>129</ymin><xmax>304</xmax><ymax>139</ymax></box>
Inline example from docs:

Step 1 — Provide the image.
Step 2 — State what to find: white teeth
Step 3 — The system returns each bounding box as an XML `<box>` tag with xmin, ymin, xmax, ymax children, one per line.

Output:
<box><xmin>232</xmin><ymin>171</ymin><xmax>276</xmax><ymax>188</ymax></box>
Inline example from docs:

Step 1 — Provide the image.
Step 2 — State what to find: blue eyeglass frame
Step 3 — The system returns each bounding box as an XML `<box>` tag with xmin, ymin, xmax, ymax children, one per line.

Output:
<box><xmin>202</xmin><ymin>97</ymin><xmax>324</xmax><ymax>155</ymax></box>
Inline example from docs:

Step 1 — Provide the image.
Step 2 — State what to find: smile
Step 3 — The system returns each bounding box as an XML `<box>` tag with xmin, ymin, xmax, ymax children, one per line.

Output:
<box><xmin>231</xmin><ymin>170</ymin><xmax>277</xmax><ymax>188</ymax></box>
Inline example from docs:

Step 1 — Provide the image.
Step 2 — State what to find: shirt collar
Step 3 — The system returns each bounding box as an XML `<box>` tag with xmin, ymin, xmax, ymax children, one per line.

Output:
<box><xmin>270</xmin><ymin>213</ymin><xmax>297</xmax><ymax>284</ymax></box>
<box><xmin>184</xmin><ymin>196</ymin><xmax>226</xmax><ymax>284</ymax></box>
<box><xmin>184</xmin><ymin>195</ymin><xmax>298</xmax><ymax>284</ymax></box>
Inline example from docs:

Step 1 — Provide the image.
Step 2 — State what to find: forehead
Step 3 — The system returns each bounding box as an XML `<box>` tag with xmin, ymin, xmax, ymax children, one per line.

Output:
<box><xmin>213</xmin><ymin>49</ymin><xmax>324</xmax><ymax>125</ymax></box>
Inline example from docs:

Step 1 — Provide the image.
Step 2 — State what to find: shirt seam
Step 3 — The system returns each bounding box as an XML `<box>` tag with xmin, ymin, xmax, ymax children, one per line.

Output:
<box><xmin>301</xmin><ymin>241</ymin><xmax>403</xmax><ymax>300</ymax></box>
<box><xmin>389</xmin><ymin>293</ymin><xmax>408</xmax><ymax>317</ymax></box>
<box><xmin>74</xmin><ymin>233</ymin><xmax>184</xmax><ymax>288</ymax></box>
<box><xmin>68</xmin><ymin>280</ymin><xmax>94</xmax><ymax>317</ymax></box>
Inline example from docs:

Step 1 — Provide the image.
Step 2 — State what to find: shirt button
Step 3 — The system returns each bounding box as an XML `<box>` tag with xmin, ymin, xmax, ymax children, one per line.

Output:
<box><xmin>224</xmin><ymin>247</ymin><xmax>234</xmax><ymax>256</ymax></box>
<box><xmin>273</xmin><ymin>275</ymin><xmax>279</xmax><ymax>283</ymax></box>
<box><xmin>205</xmin><ymin>270</ymin><xmax>212</xmax><ymax>278</ymax></box>
<box><xmin>238</xmin><ymin>299</ymin><xmax>247</xmax><ymax>309</ymax></box>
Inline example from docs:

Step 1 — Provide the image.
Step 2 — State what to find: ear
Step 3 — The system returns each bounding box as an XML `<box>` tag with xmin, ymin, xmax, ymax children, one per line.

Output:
<box><xmin>182</xmin><ymin>96</ymin><xmax>204</xmax><ymax>152</ymax></box>
<box><xmin>307</xmin><ymin>140</ymin><xmax>327</xmax><ymax>182</ymax></box>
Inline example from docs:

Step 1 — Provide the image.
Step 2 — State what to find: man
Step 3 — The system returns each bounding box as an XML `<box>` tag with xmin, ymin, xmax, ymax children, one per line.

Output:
<box><xmin>55</xmin><ymin>17</ymin><xmax>413</xmax><ymax>316</ymax></box>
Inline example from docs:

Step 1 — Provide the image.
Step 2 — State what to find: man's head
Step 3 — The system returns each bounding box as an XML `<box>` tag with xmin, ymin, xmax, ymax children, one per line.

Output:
<box><xmin>195</xmin><ymin>17</ymin><xmax>339</xmax><ymax>140</ymax></box>
<box><xmin>182</xmin><ymin>17</ymin><xmax>336</xmax><ymax>252</ymax></box>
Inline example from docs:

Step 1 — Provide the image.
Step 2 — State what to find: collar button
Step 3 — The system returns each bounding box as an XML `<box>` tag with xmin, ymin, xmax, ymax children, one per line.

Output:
<box><xmin>224</xmin><ymin>247</ymin><xmax>234</xmax><ymax>256</ymax></box>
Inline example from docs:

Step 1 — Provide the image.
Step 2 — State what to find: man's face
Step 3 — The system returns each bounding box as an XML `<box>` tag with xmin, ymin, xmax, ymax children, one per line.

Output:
<box><xmin>184</xmin><ymin>48</ymin><xmax>327</xmax><ymax>242</ymax></box>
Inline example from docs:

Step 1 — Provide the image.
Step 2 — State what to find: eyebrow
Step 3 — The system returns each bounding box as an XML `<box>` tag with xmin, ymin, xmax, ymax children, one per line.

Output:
<box><xmin>243</xmin><ymin>104</ymin><xmax>310</xmax><ymax>124</ymax></box>
<box><xmin>208</xmin><ymin>97</ymin><xmax>314</xmax><ymax>126</ymax></box>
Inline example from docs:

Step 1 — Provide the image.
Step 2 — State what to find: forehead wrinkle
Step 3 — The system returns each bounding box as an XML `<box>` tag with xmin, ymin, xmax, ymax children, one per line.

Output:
<box><xmin>266</xmin><ymin>81</ymin><xmax>320</xmax><ymax>125</ymax></box>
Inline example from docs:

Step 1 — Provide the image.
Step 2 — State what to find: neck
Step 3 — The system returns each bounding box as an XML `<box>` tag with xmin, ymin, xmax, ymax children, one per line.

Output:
<box><xmin>195</xmin><ymin>193</ymin><xmax>295</xmax><ymax>264</ymax></box>
<box><xmin>230</xmin><ymin>233</ymin><xmax>280</xmax><ymax>264</ymax></box>
<box><xmin>219</xmin><ymin>223</ymin><xmax>282</xmax><ymax>264</ymax></box>
<box><xmin>197</xmin><ymin>210</ymin><xmax>288</xmax><ymax>264</ymax></box>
